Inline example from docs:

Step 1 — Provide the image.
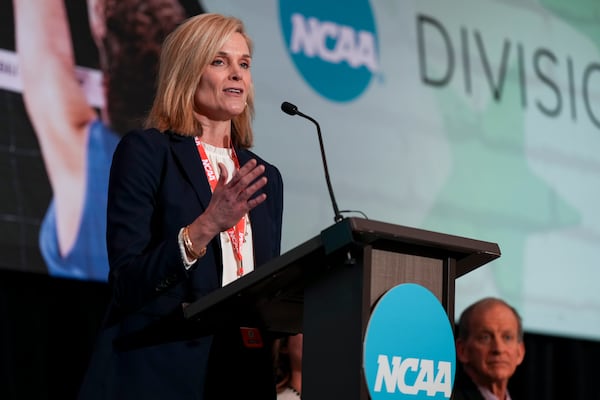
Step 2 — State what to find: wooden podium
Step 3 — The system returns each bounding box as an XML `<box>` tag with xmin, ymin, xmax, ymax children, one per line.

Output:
<box><xmin>183</xmin><ymin>217</ymin><xmax>500</xmax><ymax>399</ymax></box>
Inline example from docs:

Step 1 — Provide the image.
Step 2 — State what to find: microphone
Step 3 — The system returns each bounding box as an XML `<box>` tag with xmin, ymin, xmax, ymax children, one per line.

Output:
<box><xmin>281</xmin><ymin>101</ymin><xmax>343</xmax><ymax>223</ymax></box>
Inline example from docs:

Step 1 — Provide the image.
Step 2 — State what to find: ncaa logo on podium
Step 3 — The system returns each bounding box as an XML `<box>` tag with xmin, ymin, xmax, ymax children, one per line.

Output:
<box><xmin>363</xmin><ymin>283</ymin><xmax>456</xmax><ymax>399</ymax></box>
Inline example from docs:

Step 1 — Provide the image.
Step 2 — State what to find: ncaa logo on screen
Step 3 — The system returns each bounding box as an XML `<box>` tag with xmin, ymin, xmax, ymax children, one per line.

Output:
<box><xmin>363</xmin><ymin>283</ymin><xmax>456</xmax><ymax>399</ymax></box>
<box><xmin>278</xmin><ymin>0</ymin><xmax>380</xmax><ymax>102</ymax></box>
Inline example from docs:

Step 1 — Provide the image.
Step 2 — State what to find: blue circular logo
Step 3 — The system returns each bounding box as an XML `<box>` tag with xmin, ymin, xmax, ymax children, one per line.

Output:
<box><xmin>278</xmin><ymin>0</ymin><xmax>379</xmax><ymax>102</ymax></box>
<box><xmin>363</xmin><ymin>283</ymin><xmax>456</xmax><ymax>399</ymax></box>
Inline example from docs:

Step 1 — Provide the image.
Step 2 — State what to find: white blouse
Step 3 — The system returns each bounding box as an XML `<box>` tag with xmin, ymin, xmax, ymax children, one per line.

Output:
<box><xmin>201</xmin><ymin>142</ymin><xmax>255</xmax><ymax>287</ymax></box>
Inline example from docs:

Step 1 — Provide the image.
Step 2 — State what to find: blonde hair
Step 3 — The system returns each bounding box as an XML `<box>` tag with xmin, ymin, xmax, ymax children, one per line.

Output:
<box><xmin>145</xmin><ymin>13</ymin><xmax>255</xmax><ymax>148</ymax></box>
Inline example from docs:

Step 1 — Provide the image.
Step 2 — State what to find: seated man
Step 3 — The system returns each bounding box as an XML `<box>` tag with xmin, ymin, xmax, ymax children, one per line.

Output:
<box><xmin>453</xmin><ymin>297</ymin><xmax>525</xmax><ymax>400</ymax></box>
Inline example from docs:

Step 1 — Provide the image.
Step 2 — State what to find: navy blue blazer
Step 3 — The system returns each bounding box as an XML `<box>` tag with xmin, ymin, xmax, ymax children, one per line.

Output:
<box><xmin>78</xmin><ymin>129</ymin><xmax>283</xmax><ymax>400</ymax></box>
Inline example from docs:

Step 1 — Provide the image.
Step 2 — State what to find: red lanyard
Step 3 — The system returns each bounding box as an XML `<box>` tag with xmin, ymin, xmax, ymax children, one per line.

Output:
<box><xmin>194</xmin><ymin>137</ymin><xmax>247</xmax><ymax>277</ymax></box>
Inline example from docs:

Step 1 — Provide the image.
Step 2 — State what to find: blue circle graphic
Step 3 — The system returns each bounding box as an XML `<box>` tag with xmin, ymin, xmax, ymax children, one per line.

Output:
<box><xmin>278</xmin><ymin>0</ymin><xmax>379</xmax><ymax>102</ymax></box>
<box><xmin>363</xmin><ymin>283</ymin><xmax>456</xmax><ymax>399</ymax></box>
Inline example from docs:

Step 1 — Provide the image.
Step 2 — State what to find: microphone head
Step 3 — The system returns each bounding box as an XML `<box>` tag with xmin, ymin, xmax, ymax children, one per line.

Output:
<box><xmin>281</xmin><ymin>101</ymin><xmax>298</xmax><ymax>116</ymax></box>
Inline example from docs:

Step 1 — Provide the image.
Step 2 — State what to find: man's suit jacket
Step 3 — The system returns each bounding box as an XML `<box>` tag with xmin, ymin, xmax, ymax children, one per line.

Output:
<box><xmin>78</xmin><ymin>129</ymin><xmax>284</xmax><ymax>400</ymax></box>
<box><xmin>453</xmin><ymin>368</ymin><xmax>486</xmax><ymax>400</ymax></box>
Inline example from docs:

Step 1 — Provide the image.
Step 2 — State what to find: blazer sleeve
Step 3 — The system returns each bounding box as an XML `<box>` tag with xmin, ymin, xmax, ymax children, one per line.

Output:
<box><xmin>106</xmin><ymin>130</ymin><xmax>189</xmax><ymax>314</ymax></box>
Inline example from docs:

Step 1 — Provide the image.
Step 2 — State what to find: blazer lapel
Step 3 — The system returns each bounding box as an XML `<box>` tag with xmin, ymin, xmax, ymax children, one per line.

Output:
<box><xmin>169</xmin><ymin>133</ymin><xmax>212</xmax><ymax>209</ymax></box>
<box><xmin>237</xmin><ymin>149</ymin><xmax>270</xmax><ymax>266</ymax></box>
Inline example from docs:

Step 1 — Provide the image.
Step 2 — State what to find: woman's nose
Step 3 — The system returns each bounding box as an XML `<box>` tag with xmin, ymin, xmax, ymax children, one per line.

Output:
<box><xmin>230</xmin><ymin>65</ymin><xmax>242</xmax><ymax>81</ymax></box>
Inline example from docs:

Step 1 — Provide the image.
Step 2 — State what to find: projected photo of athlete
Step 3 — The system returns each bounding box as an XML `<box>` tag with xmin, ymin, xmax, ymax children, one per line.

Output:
<box><xmin>13</xmin><ymin>0</ymin><xmax>204</xmax><ymax>280</ymax></box>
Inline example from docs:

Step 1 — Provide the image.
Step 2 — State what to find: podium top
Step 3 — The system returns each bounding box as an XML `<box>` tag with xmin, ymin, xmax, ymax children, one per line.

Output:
<box><xmin>183</xmin><ymin>218</ymin><xmax>500</xmax><ymax>331</ymax></box>
<box><xmin>329</xmin><ymin>218</ymin><xmax>501</xmax><ymax>278</ymax></box>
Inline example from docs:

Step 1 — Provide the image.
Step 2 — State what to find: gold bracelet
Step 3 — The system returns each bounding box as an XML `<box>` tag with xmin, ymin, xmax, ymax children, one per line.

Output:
<box><xmin>182</xmin><ymin>226</ymin><xmax>206</xmax><ymax>260</ymax></box>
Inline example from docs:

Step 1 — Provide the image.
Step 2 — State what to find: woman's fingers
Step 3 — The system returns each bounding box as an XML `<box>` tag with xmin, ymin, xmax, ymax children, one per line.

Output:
<box><xmin>237</xmin><ymin>176</ymin><xmax>268</xmax><ymax>202</ymax></box>
<box><xmin>217</xmin><ymin>162</ymin><xmax>229</xmax><ymax>185</ymax></box>
<box><xmin>247</xmin><ymin>192</ymin><xmax>267</xmax><ymax>209</ymax></box>
<box><xmin>206</xmin><ymin>159</ymin><xmax>268</xmax><ymax>230</ymax></box>
<box><xmin>227</xmin><ymin>159</ymin><xmax>266</xmax><ymax>200</ymax></box>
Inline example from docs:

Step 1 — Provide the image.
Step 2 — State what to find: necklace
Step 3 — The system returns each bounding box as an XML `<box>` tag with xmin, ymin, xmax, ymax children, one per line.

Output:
<box><xmin>288</xmin><ymin>385</ymin><xmax>301</xmax><ymax>398</ymax></box>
